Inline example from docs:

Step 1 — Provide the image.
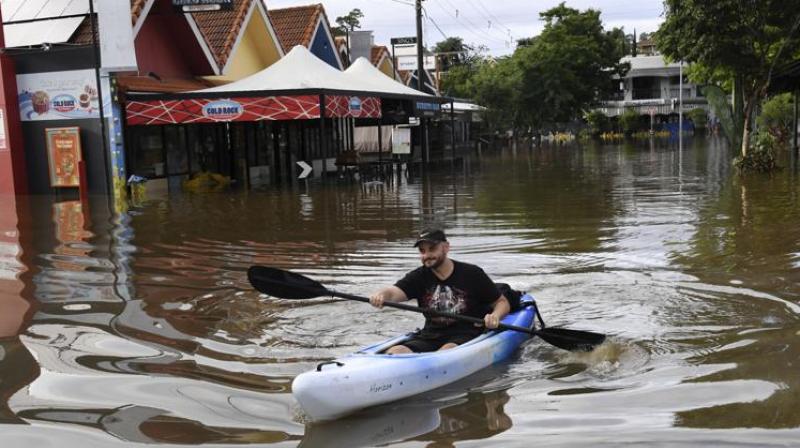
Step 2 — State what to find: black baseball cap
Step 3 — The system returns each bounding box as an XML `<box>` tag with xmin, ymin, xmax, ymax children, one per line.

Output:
<box><xmin>413</xmin><ymin>228</ymin><xmax>447</xmax><ymax>247</ymax></box>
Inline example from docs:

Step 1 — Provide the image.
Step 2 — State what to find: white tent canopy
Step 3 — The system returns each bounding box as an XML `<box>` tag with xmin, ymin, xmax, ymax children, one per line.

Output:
<box><xmin>344</xmin><ymin>57</ymin><xmax>433</xmax><ymax>98</ymax></box>
<box><xmin>197</xmin><ymin>46</ymin><xmax>436</xmax><ymax>100</ymax></box>
<box><xmin>197</xmin><ymin>45</ymin><xmax>355</xmax><ymax>93</ymax></box>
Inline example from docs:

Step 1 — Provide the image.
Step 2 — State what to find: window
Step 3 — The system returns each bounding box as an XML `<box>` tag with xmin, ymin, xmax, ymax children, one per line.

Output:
<box><xmin>129</xmin><ymin>127</ymin><xmax>165</xmax><ymax>178</ymax></box>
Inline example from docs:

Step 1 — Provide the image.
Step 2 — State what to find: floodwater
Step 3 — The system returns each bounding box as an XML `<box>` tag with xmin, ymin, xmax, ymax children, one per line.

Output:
<box><xmin>1</xmin><ymin>137</ymin><xmax>800</xmax><ymax>447</ymax></box>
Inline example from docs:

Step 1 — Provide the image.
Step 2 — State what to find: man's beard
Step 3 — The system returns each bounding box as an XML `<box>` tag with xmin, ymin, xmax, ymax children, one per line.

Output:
<box><xmin>424</xmin><ymin>256</ymin><xmax>444</xmax><ymax>269</ymax></box>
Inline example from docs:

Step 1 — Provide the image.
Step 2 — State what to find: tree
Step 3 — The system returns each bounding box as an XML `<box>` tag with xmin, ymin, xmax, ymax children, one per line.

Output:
<box><xmin>469</xmin><ymin>57</ymin><xmax>524</xmax><ymax>134</ymax></box>
<box><xmin>618</xmin><ymin>108</ymin><xmax>640</xmax><ymax>135</ymax></box>
<box><xmin>757</xmin><ymin>93</ymin><xmax>795</xmax><ymax>145</ymax></box>
<box><xmin>584</xmin><ymin>110</ymin><xmax>609</xmax><ymax>135</ymax></box>
<box><xmin>334</xmin><ymin>8</ymin><xmax>364</xmax><ymax>36</ymax></box>
<box><xmin>656</xmin><ymin>1</ymin><xmax>800</xmax><ymax>162</ymax></box>
<box><xmin>434</xmin><ymin>37</ymin><xmax>474</xmax><ymax>72</ymax></box>
<box><xmin>512</xmin><ymin>3</ymin><xmax>629</xmax><ymax>129</ymax></box>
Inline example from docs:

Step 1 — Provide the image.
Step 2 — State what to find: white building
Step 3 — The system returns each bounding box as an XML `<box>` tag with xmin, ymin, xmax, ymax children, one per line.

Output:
<box><xmin>600</xmin><ymin>55</ymin><xmax>709</xmax><ymax>117</ymax></box>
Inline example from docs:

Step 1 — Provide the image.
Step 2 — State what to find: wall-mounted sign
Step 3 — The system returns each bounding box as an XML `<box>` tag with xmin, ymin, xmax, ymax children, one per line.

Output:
<box><xmin>414</xmin><ymin>101</ymin><xmax>441</xmax><ymax>117</ymax></box>
<box><xmin>348</xmin><ymin>97</ymin><xmax>362</xmax><ymax>116</ymax></box>
<box><xmin>172</xmin><ymin>0</ymin><xmax>233</xmax><ymax>11</ymax></box>
<box><xmin>202</xmin><ymin>100</ymin><xmax>244</xmax><ymax>121</ymax></box>
<box><xmin>126</xmin><ymin>95</ymin><xmax>322</xmax><ymax>125</ymax></box>
<box><xmin>396</xmin><ymin>55</ymin><xmax>436</xmax><ymax>71</ymax></box>
<box><xmin>45</xmin><ymin>127</ymin><xmax>82</xmax><ymax>188</ymax></box>
<box><xmin>325</xmin><ymin>96</ymin><xmax>381</xmax><ymax>119</ymax></box>
<box><xmin>17</xmin><ymin>70</ymin><xmax>99</xmax><ymax>121</ymax></box>
<box><xmin>390</xmin><ymin>36</ymin><xmax>417</xmax><ymax>46</ymax></box>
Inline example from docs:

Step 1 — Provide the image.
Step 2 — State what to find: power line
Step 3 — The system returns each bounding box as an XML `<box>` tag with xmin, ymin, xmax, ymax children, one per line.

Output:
<box><xmin>438</xmin><ymin>0</ymin><xmax>511</xmax><ymax>43</ymax></box>
<box><xmin>423</xmin><ymin>8</ymin><xmax>450</xmax><ymax>40</ymax></box>
<box><xmin>430</xmin><ymin>0</ymin><xmax>508</xmax><ymax>45</ymax></box>
<box><xmin>379</xmin><ymin>0</ymin><xmax>415</xmax><ymax>6</ymax></box>
<box><xmin>471</xmin><ymin>0</ymin><xmax>514</xmax><ymax>34</ymax></box>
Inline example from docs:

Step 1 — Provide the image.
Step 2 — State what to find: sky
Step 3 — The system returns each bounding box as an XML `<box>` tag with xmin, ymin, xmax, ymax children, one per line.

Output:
<box><xmin>265</xmin><ymin>0</ymin><xmax>666</xmax><ymax>56</ymax></box>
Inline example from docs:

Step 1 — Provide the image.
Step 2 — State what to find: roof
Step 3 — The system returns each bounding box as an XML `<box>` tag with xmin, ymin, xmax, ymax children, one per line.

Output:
<box><xmin>189</xmin><ymin>0</ymin><xmax>254</xmax><ymax>69</ymax></box>
<box><xmin>117</xmin><ymin>74</ymin><xmax>212</xmax><ymax>93</ymax></box>
<box><xmin>637</xmin><ymin>37</ymin><xmax>655</xmax><ymax>47</ymax></box>
<box><xmin>622</xmin><ymin>55</ymin><xmax>681</xmax><ymax>71</ymax></box>
<box><xmin>268</xmin><ymin>4</ymin><xmax>325</xmax><ymax>53</ymax></box>
<box><xmin>1</xmin><ymin>0</ymin><xmax>89</xmax><ymax>47</ymax></box>
<box><xmin>345</xmin><ymin>57</ymin><xmax>432</xmax><ymax>97</ymax></box>
<box><xmin>131</xmin><ymin>0</ymin><xmax>148</xmax><ymax>25</ymax></box>
<box><xmin>370</xmin><ymin>45</ymin><xmax>390</xmax><ymax>66</ymax></box>
<box><xmin>197</xmin><ymin>45</ymin><xmax>354</xmax><ymax>93</ymax></box>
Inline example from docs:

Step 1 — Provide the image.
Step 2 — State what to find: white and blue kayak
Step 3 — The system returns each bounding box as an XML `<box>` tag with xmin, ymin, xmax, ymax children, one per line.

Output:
<box><xmin>292</xmin><ymin>295</ymin><xmax>537</xmax><ymax>421</ymax></box>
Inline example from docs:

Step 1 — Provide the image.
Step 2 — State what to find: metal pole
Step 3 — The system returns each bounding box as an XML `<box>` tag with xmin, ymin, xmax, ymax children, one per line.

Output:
<box><xmin>377</xmin><ymin>120</ymin><xmax>383</xmax><ymax>179</ymax></box>
<box><xmin>89</xmin><ymin>0</ymin><xmax>111</xmax><ymax>196</ymax></box>
<box><xmin>450</xmin><ymin>100</ymin><xmax>455</xmax><ymax>168</ymax></box>
<box><xmin>391</xmin><ymin>42</ymin><xmax>398</xmax><ymax>81</ymax></box>
<box><xmin>415</xmin><ymin>0</ymin><xmax>424</xmax><ymax>93</ymax></box>
<box><xmin>678</xmin><ymin>60</ymin><xmax>683</xmax><ymax>151</ymax></box>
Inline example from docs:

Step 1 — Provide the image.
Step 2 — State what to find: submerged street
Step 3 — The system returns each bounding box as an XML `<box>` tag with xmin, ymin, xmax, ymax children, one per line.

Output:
<box><xmin>2</xmin><ymin>137</ymin><xmax>800</xmax><ymax>446</ymax></box>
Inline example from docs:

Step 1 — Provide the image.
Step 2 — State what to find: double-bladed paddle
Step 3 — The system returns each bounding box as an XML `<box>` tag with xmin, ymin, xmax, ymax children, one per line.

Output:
<box><xmin>247</xmin><ymin>265</ymin><xmax>606</xmax><ymax>352</ymax></box>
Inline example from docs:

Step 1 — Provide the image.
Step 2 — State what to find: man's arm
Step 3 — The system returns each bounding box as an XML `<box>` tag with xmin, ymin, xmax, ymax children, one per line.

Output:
<box><xmin>369</xmin><ymin>286</ymin><xmax>409</xmax><ymax>308</ymax></box>
<box><xmin>484</xmin><ymin>295</ymin><xmax>511</xmax><ymax>329</ymax></box>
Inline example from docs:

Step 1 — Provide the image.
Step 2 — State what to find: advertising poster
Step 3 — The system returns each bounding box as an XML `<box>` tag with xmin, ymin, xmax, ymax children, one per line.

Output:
<box><xmin>17</xmin><ymin>70</ymin><xmax>100</xmax><ymax>121</ymax></box>
<box><xmin>392</xmin><ymin>128</ymin><xmax>411</xmax><ymax>154</ymax></box>
<box><xmin>45</xmin><ymin>127</ymin><xmax>82</xmax><ymax>188</ymax></box>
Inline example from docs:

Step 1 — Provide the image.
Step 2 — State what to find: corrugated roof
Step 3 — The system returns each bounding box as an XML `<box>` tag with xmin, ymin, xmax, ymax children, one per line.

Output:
<box><xmin>268</xmin><ymin>4</ymin><xmax>324</xmax><ymax>53</ymax></box>
<box><xmin>189</xmin><ymin>0</ymin><xmax>253</xmax><ymax>69</ymax></box>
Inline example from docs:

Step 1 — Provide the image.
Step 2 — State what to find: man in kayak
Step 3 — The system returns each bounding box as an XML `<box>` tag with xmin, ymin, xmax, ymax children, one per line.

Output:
<box><xmin>369</xmin><ymin>229</ymin><xmax>511</xmax><ymax>353</ymax></box>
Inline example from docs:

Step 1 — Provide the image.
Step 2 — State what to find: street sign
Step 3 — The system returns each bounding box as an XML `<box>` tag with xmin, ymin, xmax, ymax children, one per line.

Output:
<box><xmin>297</xmin><ymin>161</ymin><xmax>312</xmax><ymax>179</ymax></box>
<box><xmin>390</xmin><ymin>36</ymin><xmax>417</xmax><ymax>45</ymax></box>
<box><xmin>396</xmin><ymin>55</ymin><xmax>436</xmax><ymax>71</ymax></box>
<box><xmin>172</xmin><ymin>0</ymin><xmax>233</xmax><ymax>12</ymax></box>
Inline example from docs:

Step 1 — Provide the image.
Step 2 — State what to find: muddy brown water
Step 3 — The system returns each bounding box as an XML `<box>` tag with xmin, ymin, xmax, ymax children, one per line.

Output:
<box><xmin>1</xmin><ymin>137</ymin><xmax>799</xmax><ymax>447</ymax></box>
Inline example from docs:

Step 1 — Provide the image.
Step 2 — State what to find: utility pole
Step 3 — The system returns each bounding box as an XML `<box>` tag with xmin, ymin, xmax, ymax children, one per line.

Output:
<box><xmin>415</xmin><ymin>0</ymin><xmax>424</xmax><ymax>92</ymax></box>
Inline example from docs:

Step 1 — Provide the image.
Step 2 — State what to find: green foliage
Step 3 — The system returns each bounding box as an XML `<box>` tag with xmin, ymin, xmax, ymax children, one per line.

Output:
<box><xmin>704</xmin><ymin>85</ymin><xmax>742</xmax><ymax>150</ymax></box>
<box><xmin>735</xmin><ymin>132</ymin><xmax>780</xmax><ymax>172</ymax></box>
<box><xmin>441</xmin><ymin>3</ymin><xmax>629</xmax><ymax>133</ymax></box>
<box><xmin>686</xmin><ymin>108</ymin><xmax>708</xmax><ymax>129</ymax></box>
<box><xmin>656</xmin><ymin>0</ymin><xmax>800</xmax><ymax>161</ymax></box>
<box><xmin>584</xmin><ymin>110</ymin><xmax>609</xmax><ymax>135</ymax></box>
<box><xmin>618</xmin><ymin>109</ymin><xmax>640</xmax><ymax>134</ymax></box>
<box><xmin>434</xmin><ymin>37</ymin><xmax>487</xmax><ymax>72</ymax></box>
<box><xmin>512</xmin><ymin>3</ymin><xmax>629</xmax><ymax>128</ymax></box>
<box><xmin>334</xmin><ymin>9</ymin><xmax>363</xmax><ymax>35</ymax></box>
<box><xmin>470</xmin><ymin>58</ymin><xmax>523</xmax><ymax>133</ymax></box>
<box><xmin>757</xmin><ymin>93</ymin><xmax>795</xmax><ymax>145</ymax></box>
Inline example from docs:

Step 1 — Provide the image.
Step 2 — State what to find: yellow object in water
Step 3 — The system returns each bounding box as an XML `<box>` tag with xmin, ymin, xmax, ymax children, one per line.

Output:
<box><xmin>183</xmin><ymin>172</ymin><xmax>231</xmax><ymax>193</ymax></box>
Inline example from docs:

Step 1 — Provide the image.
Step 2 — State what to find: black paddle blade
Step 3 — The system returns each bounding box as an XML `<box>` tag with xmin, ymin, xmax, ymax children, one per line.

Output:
<box><xmin>535</xmin><ymin>327</ymin><xmax>606</xmax><ymax>352</ymax></box>
<box><xmin>247</xmin><ymin>266</ymin><xmax>329</xmax><ymax>299</ymax></box>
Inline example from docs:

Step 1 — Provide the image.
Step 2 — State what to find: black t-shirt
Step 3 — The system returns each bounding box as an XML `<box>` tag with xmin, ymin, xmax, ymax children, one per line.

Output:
<box><xmin>395</xmin><ymin>260</ymin><xmax>501</xmax><ymax>337</ymax></box>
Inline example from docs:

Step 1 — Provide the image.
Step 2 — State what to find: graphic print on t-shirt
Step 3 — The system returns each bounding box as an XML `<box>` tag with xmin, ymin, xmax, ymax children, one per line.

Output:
<box><xmin>426</xmin><ymin>284</ymin><xmax>467</xmax><ymax>324</ymax></box>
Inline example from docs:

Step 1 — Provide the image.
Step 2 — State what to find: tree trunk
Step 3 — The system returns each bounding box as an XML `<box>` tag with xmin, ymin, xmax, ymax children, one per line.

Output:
<box><xmin>741</xmin><ymin>111</ymin><xmax>751</xmax><ymax>158</ymax></box>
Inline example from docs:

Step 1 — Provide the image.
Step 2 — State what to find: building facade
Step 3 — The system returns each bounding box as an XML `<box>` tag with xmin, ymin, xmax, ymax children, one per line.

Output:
<box><xmin>599</xmin><ymin>55</ymin><xmax>709</xmax><ymax>118</ymax></box>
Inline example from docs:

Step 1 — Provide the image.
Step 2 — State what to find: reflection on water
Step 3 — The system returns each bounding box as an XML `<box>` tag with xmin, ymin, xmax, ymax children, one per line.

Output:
<box><xmin>2</xmin><ymin>137</ymin><xmax>800</xmax><ymax>446</ymax></box>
